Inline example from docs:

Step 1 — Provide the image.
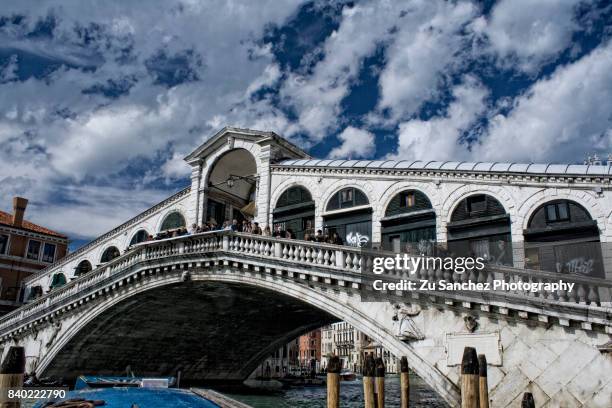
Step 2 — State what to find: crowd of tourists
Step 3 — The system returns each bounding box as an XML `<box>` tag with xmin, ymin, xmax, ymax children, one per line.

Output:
<box><xmin>134</xmin><ymin>218</ymin><xmax>347</xmax><ymax>248</ymax></box>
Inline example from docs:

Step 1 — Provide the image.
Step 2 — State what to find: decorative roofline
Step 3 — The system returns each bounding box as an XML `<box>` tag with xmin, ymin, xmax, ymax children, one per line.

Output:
<box><xmin>271</xmin><ymin>164</ymin><xmax>612</xmax><ymax>184</ymax></box>
<box><xmin>22</xmin><ymin>186</ymin><xmax>191</xmax><ymax>283</ymax></box>
<box><xmin>276</xmin><ymin>159</ymin><xmax>612</xmax><ymax>176</ymax></box>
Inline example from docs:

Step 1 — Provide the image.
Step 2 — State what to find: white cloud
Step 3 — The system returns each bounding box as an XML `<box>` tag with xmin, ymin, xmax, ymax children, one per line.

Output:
<box><xmin>393</xmin><ymin>76</ymin><xmax>488</xmax><ymax>161</ymax></box>
<box><xmin>475</xmin><ymin>41</ymin><xmax>612</xmax><ymax>162</ymax></box>
<box><xmin>329</xmin><ymin>126</ymin><xmax>375</xmax><ymax>159</ymax></box>
<box><xmin>377</xmin><ymin>1</ymin><xmax>477</xmax><ymax>121</ymax></box>
<box><xmin>471</xmin><ymin>0</ymin><xmax>581</xmax><ymax>72</ymax></box>
<box><xmin>0</xmin><ymin>0</ymin><xmax>306</xmax><ymax>239</ymax></box>
<box><xmin>280</xmin><ymin>0</ymin><xmax>404</xmax><ymax>138</ymax></box>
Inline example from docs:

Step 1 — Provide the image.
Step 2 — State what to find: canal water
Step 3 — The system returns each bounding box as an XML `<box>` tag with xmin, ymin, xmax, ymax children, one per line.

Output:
<box><xmin>227</xmin><ymin>373</ymin><xmax>448</xmax><ymax>408</ymax></box>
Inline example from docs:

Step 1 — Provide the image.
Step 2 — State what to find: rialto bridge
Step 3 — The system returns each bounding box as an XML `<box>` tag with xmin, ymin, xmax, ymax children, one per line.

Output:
<box><xmin>0</xmin><ymin>127</ymin><xmax>611</xmax><ymax>407</ymax></box>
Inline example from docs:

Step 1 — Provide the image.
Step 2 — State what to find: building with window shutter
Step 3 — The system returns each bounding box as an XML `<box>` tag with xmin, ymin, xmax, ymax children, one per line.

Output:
<box><xmin>0</xmin><ymin>197</ymin><xmax>68</xmax><ymax>313</ymax></box>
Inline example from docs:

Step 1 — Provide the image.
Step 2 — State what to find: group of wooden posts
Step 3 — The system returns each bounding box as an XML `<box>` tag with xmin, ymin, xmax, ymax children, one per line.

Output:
<box><xmin>326</xmin><ymin>347</ymin><xmax>537</xmax><ymax>408</ymax></box>
<box><xmin>326</xmin><ymin>354</ymin><xmax>410</xmax><ymax>408</ymax></box>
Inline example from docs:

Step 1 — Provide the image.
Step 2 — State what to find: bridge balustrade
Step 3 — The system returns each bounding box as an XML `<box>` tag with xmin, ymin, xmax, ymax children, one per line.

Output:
<box><xmin>0</xmin><ymin>231</ymin><xmax>610</xmax><ymax>335</ymax></box>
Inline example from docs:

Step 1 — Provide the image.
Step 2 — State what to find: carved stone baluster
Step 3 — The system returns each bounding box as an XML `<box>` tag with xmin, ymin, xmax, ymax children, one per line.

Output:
<box><xmin>299</xmin><ymin>246</ymin><xmax>305</xmax><ymax>261</ymax></box>
<box><xmin>317</xmin><ymin>248</ymin><xmax>324</xmax><ymax>264</ymax></box>
<box><xmin>587</xmin><ymin>285</ymin><xmax>600</xmax><ymax>306</ymax></box>
<box><xmin>469</xmin><ymin>268</ymin><xmax>478</xmax><ymax>286</ymax></box>
<box><xmin>567</xmin><ymin>283</ymin><xmax>577</xmax><ymax>303</ymax></box>
<box><xmin>329</xmin><ymin>250</ymin><xmax>336</xmax><ymax>266</ymax></box>
<box><xmin>577</xmin><ymin>284</ymin><xmax>587</xmax><ymax>304</ymax></box>
<box><xmin>443</xmin><ymin>267</ymin><xmax>452</xmax><ymax>283</ymax></box>
<box><xmin>345</xmin><ymin>253</ymin><xmax>353</xmax><ymax>270</ymax></box>
<box><xmin>556</xmin><ymin>283</ymin><xmax>567</xmax><ymax>302</ymax></box>
<box><xmin>282</xmin><ymin>245</ymin><xmax>288</xmax><ymax>259</ymax></box>
<box><xmin>436</xmin><ymin>266</ymin><xmax>444</xmax><ymax>282</ymax></box>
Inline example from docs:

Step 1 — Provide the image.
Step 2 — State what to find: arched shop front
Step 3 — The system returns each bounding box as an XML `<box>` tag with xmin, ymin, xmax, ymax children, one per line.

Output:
<box><xmin>206</xmin><ymin>149</ymin><xmax>258</xmax><ymax>226</ymax></box>
<box><xmin>524</xmin><ymin>199</ymin><xmax>604</xmax><ymax>278</ymax></box>
<box><xmin>323</xmin><ymin>187</ymin><xmax>372</xmax><ymax>247</ymax></box>
<box><xmin>381</xmin><ymin>190</ymin><xmax>436</xmax><ymax>253</ymax></box>
<box><xmin>272</xmin><ymin>186</ymin><xmax>315</xmax><ymax>240</ymax></box>
<box><xmin>447</xmin><ymin>194</ymin><xmax>512</xmax><ymax>265</ymax></box>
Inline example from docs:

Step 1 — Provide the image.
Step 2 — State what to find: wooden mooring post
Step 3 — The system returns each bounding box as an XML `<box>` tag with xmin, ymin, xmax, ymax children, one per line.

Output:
<box><xmin>399</xmin><ymin>356</ymin><xmax>409</xmax><ymax>408</ymax></box>
<box><xmin>478</xmin><ymin>354</ymin><xmax>489</xmax><ymax>408</ymax></box>
<box><xmin>374</xmin><ymin>357</ymin><xmax>385</xmax><ymax>408</ymax></box>
<box><xmin>362</xmin><ymin>354</ymin><xmax>375</xmax><ymax>408</ymax></box>
<box><xmin>0</xmin><ymin>346</ymin><xmax>25</xmax><ymax>408</ymax></box>
<box><xmin>327</xmin><ymin>355</ymin><xmax>341</xmax><ymax>408</ymax></box>
<box><xmin>460</xmin><ymin>347</ymin><xmax>479</xmax><ymax>408</ymax></box>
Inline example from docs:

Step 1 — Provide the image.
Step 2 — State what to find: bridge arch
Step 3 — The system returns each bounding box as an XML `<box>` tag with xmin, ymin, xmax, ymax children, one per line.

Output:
<box><xmin>322</xmin><ymin>185</ymin><xmax>373</xmax><ymax>246</ymax></box>
<box><xmin>272</xmin><ymin>185</ymin><xmax>316</xmax><ymax>239</ymax></box>
<box><xmin>203</xmin><ymin>148</ymin><xmax>259</xmax><ymax>226</ymax></box>
<box><xmin>158</xmin><ymin>210</ymin><xmax>186</xmax><ymax>232</ymax></box>
<box><xmin>378</xmin><ymin>186</ymin><xmax>437</xmax><ymax>252</ymax></box>
<box><xmin>128</xmin><ymin>229</ymin><xmax>150</xmax><ymax>246</ymax></box>
<box><xmin>518</xmin><ymin>190</ymin><xmax>606</xmax><ymax>234</ymax></box>
<box><xmin>100</xmin><ymin>246</ymin><xmax>121</xmax><ymax>263</ymax></box>
<box><xmin>35</xmin><ymin>273</ymin><xmax>459</xmax><ymax>405</ymax></box>
<box><xmin>446</xmin><ymin>193</ymin><xmax>513</xmax><ymax>265</ymax></box>
<box><xmin>74</xmin><ymin>260</ymin><xmax>93</xmax><ymax>277</ymax></box>
<box><xmin>523</xmin><ymin>198</ymin><xmax>604</xmax><ymax>277</ymax></box>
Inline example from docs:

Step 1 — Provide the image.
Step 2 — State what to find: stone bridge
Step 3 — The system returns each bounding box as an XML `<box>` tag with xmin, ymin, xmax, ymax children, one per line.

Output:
<box><xmin>0</xmin><ymin>231</ymin><xmax>610</xmax><ymax>407</ymax></box>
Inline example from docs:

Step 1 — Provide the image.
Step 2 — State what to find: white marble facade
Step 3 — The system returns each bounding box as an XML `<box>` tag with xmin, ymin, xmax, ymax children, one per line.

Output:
<box><xmin>23</xmin><ymin>127</ymin><xmax>612</xmax><ymax>294</ymax></box>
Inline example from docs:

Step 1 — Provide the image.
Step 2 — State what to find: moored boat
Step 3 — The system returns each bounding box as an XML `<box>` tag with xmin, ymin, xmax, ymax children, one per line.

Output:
<box><xmin>33</xmin><ymin>376</ymin><xmax>252</xmax><ymax>408</ymax></box>
<box><xmin>339</xmin><ymin>370</ymin><xmax>357</xmax><ymax>381</ymax></box>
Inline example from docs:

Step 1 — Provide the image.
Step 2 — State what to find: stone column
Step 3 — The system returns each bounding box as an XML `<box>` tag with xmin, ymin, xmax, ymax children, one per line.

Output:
<box><xmin>511</xmin><ymin>232</ymin><xmax>525</xmax><ymax>269</ymax></box>
<box><xmin>256</xmin><ymin>144</ymin><xmax>272</xmax><ymax>227</ymax></box>
<box><xmin>188</xmin><ymin>161</ymin><xmax>203</xmax><ymax>226</ymax></box>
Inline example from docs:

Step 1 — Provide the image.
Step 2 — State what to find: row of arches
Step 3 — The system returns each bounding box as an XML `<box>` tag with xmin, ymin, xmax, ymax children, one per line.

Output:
<box><xmin>55</xmin><ymin>211</ymin><xmax>190</xmax><ymax>287</ymax></box>
<box><xmin>272</xmin><ymin>186</ymin><xmax>604</xmax><ymax>278</ymax></box>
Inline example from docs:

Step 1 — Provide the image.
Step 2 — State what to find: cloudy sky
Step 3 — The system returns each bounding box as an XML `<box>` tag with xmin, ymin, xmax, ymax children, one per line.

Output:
<box><xmin>1</xmin><ymin>0</ymin><xmax>611</xmax><ymax>248</ymax></box>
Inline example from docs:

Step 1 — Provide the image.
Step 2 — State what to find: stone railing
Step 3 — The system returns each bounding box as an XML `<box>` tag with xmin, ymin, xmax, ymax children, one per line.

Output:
<box><xmin>1</xmin><ymin>231</ymin><xmax>610</xmax><ymax>335</ymax></box>
<box><xmin>22</xmin><ymin>186</ymin><xmax>191</xmax><ymax>285</ymax></box>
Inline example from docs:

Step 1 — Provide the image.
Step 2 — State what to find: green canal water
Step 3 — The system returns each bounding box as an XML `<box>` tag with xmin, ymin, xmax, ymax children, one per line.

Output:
<box><xmin>227</xmin><ymin>374</ymin><xmax>448</xmax><ymax>408</ymax></box>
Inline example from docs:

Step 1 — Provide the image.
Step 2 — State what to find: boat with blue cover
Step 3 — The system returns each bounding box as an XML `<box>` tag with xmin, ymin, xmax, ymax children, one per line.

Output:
<box><xmin>33</xmin><ymin>376</ymin><xmax>252</xmax><ymax>408</ymax></box>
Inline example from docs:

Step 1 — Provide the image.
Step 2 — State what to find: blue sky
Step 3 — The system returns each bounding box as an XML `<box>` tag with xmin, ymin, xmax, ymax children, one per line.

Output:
<box><xmin>0</xmin><ymin>0</ymin><xmax>611</xmax><ymax>249</ymax></box>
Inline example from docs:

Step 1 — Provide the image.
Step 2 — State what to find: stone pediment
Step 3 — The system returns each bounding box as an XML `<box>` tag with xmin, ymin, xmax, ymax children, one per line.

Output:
<box><xmin>184</xmin><ymin>126</ymin><xmax>310</xmax><ymax>165</ymax></box>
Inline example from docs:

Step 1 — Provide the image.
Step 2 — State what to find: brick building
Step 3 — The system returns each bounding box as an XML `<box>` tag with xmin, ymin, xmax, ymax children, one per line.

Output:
<box><xmin>0</xmin><ymin>197</ymin><xmax>68</xmax><ymax>313</ymax></box>
<box><xmin>298</xmin><ymin>329</ymin><xmax>321</xmax><ymax>373</ymax></box>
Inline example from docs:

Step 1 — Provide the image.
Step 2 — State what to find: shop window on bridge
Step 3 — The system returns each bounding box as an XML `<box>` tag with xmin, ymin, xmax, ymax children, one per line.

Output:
<box><xmin>273</xmin><ymin>186</ymin><xmax>315</xmax><ymax>240</ymax></box>
<box><xmin>326</xmin><ymin>188</ymin><xmax>369</xmax><ymax>211</ymax></box>
<box><xmin>524</xmin><ymin>199</ymin><xmax>603</xmax><ymax>278</ymax></box>
<box><xmin>382</xmin><ymin>190</ymin><xmax>436</xmax><ymax>253</ymax></box>
<box><xmin>324</xmin><ymin>188</ymin><xmax>371</xmax><ymax>247</ymax></box>
<box><xmin>130</xmin><ymin>230</ymin><xmax>149</xmax><ymax>246</ymax></box>
<box><xmin>206</xmin><ymin>199</ymin><xmax>226</xmax><ymax>227</ymax></box>
<box><xmin>100</xmin><ymin>246</ymin><xmax>120</xmax><ymax>263</ymax></box>
<box><xmin>447</xmin><ymin>194</ymin><xmax>512</xmax><ymax>265</ymax></box>
<box><xmin>75</xmin><ymin>260</ymin><xmax>93</xmax><ymax>276</ymax></box>
<box><xmin>50</xmin><ymin>273</ymin><xmax>67</xmax><ymax>290</ymax></box>
<box><xmin>160</xmin><ymin>212</ymin><xmax>186</xmax><ymax>231</ymax></box>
